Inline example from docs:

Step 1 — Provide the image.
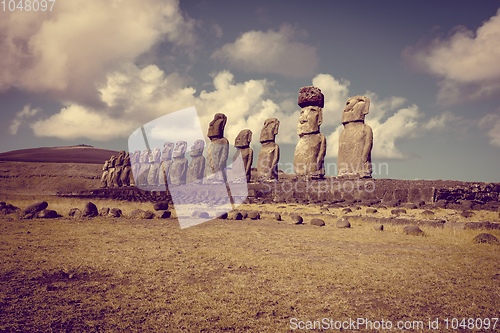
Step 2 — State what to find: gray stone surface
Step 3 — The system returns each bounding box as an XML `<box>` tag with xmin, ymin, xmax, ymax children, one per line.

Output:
<box><xmin>294</xmin><ymin>86</ymin><xmax>326</xmax><ymax>178</ymax></box>
<box><xmin>23</xmin><ymin>201</ymin><xmax>48</xmax><ymax>216</ymax></box>
<box><xmin>311</xmin><ymin>218</ymin><xmax>325</xmax><ymax>226</ymax></box>
<box><xmin>82</xmin><ymin>201</ymin><xmax>98</xmax><ymax>217</ymax></box>
<box><xmin>336</xmin><ymin>217</ymin><xmax>351</xmax><ymax>228</ymax></box>
<box><xmin>170</xmin><ymin>141</ymin><xmax>189</xmax><ymax>186</ymax></box>
<box><xmin>337</xmin><ymin>96</ymin><xmax>373</xmax><ymax>178</ymax></box>
<box><xmin>147</xmin><ymin>148</ymin><xmax>162</xmax><ymax>186</ymax></box>
<box><xmin>137</xmin><ymin>150</ymin><xmax>151</xmax><ymax>186</ymax></box>
<box><xmin>187</xmin><ymin>140</ymin><xmax>205</xmax><ymax>184</ymax></box>
<box><xmin>153</xmin><ymin>202</ymin><xmax>169</xmax><ymax>211</ymax></box>
<box><xmin>234</xmin><ymin>129</ymin><xmax>253</xmax><ymax>182</ymax></box>
<box><xmin>257</xmin><ymin>118</ymin><xmax>280</xmax><ymax>181</ymax></box>
<box><xmin>291</xmin><ymin>214</ymin><xmax>303</xmax><ymax>224</ymax></box>
<box><xmin>207</xmin><ymin>113</ymin><xmax>229</xmax><ymax>183</ymax></box>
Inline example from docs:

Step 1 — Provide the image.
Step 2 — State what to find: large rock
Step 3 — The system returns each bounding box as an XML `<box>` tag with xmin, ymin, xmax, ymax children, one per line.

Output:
<box><xmin>247</xmin><ymin>211</ymin><xmax>260</xmax><ymax>220</ymax></box>
<box><xmin>291</xmin><ymin>214</ymin><xmax>303</xmax><ymax>224</ymax></box>
<box><xmin>311</xmin><ymin>218</ymin><xmax>325</xmax><ymax>227</ymax></box>
<box><xmin>0</xmin><ymin>203</ymin><xmax>20</xmax><ymax>215</ymax></box>
<box><xmin>82</xmin><ymin>202</ymin><xmax>98</xmax><ymax>217</ymax></box>
<box><xmin>37</xmin><ymin>209</ymin><xmax>58</xmax><ymax>218</ymax></box>
<box><xmin>99</xmin><ymin>207</ymin><xmax>110</xmax><ymax>216</ymax></box>
<box><xmin>153</xmin><ymin>202</ymin><xmax>169</xmax><ymax>211</ymax></box>
<box><xmin>109</xmin><ymin>208</ymin><xmax>122</xmax><ymax>217</ymax></box>
<box><xmin>472</xmin><ymin>233</ymin><xmax>498</xmax><ymax>244</ymax></box>
<box><xmin>155</xmin><ymin>210</ymin><xmax>171</xmax><ymax>219</ymax></box>
<box><xmin>337</xmin><ymin>96</ymin><xmax>373</xmax><ymax>178</ymax></box>
<box><xmin>23</xmin><ymin>201</ymin><xmax>48</xmax><ymax>216</ymax></box>
<box><xmin>336</xmin><ymin>217</ymin><xmax>351</xmax><ymax>228</ymax></box>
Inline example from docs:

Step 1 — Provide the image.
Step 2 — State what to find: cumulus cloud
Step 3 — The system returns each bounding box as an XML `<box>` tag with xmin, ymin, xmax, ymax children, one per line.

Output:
<box><xmin>211</xmin><ymin>24</ymin><xmax>318</xmax><ymax>77</ymax></box>
<box><xmin>402</xmin><ymin>8</ymin><xmax>500</xmax><ymax>104</ymax></box>
<box><xmin>9</xmin><ymin>104</ymin><xmax>41</xmax><ymax>135</ymax></box>
<box><xmin>479</xmin><ymin>111</ymin><xmax>500</xmax><ymax>147</ymax></box>
<box><xmin>0</xmin><ymin>0</ymin><xmax>196</xmax><ymax>105</ymax></box>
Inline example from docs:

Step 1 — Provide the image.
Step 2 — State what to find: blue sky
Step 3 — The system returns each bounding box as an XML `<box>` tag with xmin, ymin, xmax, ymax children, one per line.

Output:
<box><xmin>1</xmin><ymin>0</ymin><xmax>499</xmax><ymax>182</ymax></box>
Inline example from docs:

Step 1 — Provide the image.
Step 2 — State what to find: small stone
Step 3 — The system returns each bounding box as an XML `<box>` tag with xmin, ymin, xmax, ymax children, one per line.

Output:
<box><xmin>143</xmin><ymin>211</ymin><xmax>155</xmax><ymax>219</ymax></box>
<box><xmin>129</xmin><ymin>209</ymin><xmax>145</xmax><ymax>218</ymax></box>
<box><xmin>291</xmin><ymin>214</ymin><xmax>303</xmax><ymax>224</ymax></box>
<box><xmin>37</xmin><ymin>209</ymin><xmax>58</xmax><ymax>218</ymax></box>
<box><xmin>342</xmin><ymin>208</ymin><xmax>352</xmax><ymax>214</ymax></box>
<box><xmin>391</xmin><ymin>209</ymin><xmax>406</xmax><ymax>215</ymax></box>
<box><xmin>227</xmin><ymin>211</ymin><xmax>243</xmax><ymax>220</ymax></box>
<box><xmin>68</xmin><ymin>208</ymin><xmax>79</xmax><ymax>217</ymax></box>
<box><xmin>70</xmin><ymin>208</ymin><xmax>82</xmax><ymax>219</ymax></box>
<box><xmin>82</xmin><ymin>201</ymin><xmax>98</xmax><ymax>217</ymax></box>
<box><xmin>99</xmin><ymin>207</ymin><xmax>110</xmax><ymax>216</ymax></box>
<box><xmin>366</xmin><ymin>208</ymin><xmax>377</xmax><ymax>214</ymax></box>
<box><xmin>109</xmin><ymin>208</ymin><xmax>122</xmax><ymax>217</ymax></box>
<box><xmin>373</xmin><ymin>223</ymin><xmax>383</xmax><ymax>231</ymax></box>
<box><xmin>155</xmin><ymin>210</ymin><xmax>171</xmax><ymax>219</ymax></box>
<box><xmin>336</xmin><ymin>217</ymin><xmax>351</xmax><ymax>228</ymax></box>
<box><xmin>421</xmin><ymin>210</ymin><xmax>435</xmax><ymax>216</ymax></box>
<box><xmin>311</xmin><ymin>218</ymin><xmax>325</xmax><ymax>226</ymax></box>
<box><xmin>153</xmin><ymin>202</ymin><xmax>169</xmax><ymax>211</ymax></box>
<box><xmin>403</xmin><ymin>225</ymin><xmax>424</xmax><ymax>236</ymax></box>
<box><xmin>23</xmin><ymin>201</ymin><xmax>48</xmax><ymax>216</ymax></box>
<box><xmin>472</xmin><ymin>233</ymin><xmax>498</xmax><ymax>244</ymax></box>
<box><xmin>192</xmin><ymin>211</ymin><xmax>209</xmax><ymax>219</ymax></box>
<box><xmin>461</xmin><ymin>210</ymin><xmax>475</xmax><ymax>218</ymax></box>
<box><xmin>247</xmin><ymin>211</ymin><xmax>260</xmax><ymax>220</ymax></box>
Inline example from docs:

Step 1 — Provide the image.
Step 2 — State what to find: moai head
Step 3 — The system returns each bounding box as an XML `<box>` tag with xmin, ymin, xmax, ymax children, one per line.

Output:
<box><xmin>116</xmin><ymin>150</ymin><xmax>126</xmax><ymax>165</ymax></box>
<box><xmin>132</xmin><ymin>150</ymin><xmax>141</xmax><ymax>163</ymax></box>
<box><xmin>259</xmin><ymin>118</ymin><xmax>280</xmax><ymax>143</ymax></box>
<box><xmin>341</xmin><ymin>96</ymin><xmax>370</xmax><ymax>124</ymax></box>
<box><xmin>190</xmin><ymin>139</ymin><xmax>205</xmax><ymax>157</ymax></box>
<box><xmin>150</xmin><ymin>147</ymin><xmax>161</xmax><ymax>163</ymax></box>
<box><xmin>140</xmin><ymin>149</ymin><xmax>151</xmax><ymax>163</ymax></box>
<box><xmin>161</xmin><ymin>142</ymin><xmax>175</xmax><ymax>161</ymax></box>
<box><xmin>109</xmin><ymin>155</ymin><xmax>117</xmax><ymax>167</ymax></box>
<box><xmin>172</xmin><ymin>141</ymin><xmax>188</xmax><ymax>158</ymax></box>
<box><xmin>297</xmin><ymin>86</ymin><xmax>324</xmax><ymax>136</ymax></box>
<box><xmin>208</xmin><ymin>113</ymin><xmax>227</xmax><ymax>140</ymax></box>
<box><xmin>124</xmin><ymin>152</ymin><xmax>131</xmax><ymax>166</ymax></box>
<box><xmin>102</xmin><ymin>160</ymin><xmax>109</xmax><ymax>170</ymax></box>
<box><xmin>235</xmin><ymin>129</ymin><xmax>252</xmax><ymax>148</ymax></box>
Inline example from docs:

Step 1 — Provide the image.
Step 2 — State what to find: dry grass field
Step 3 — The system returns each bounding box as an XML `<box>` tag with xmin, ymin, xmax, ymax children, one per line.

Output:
<box><xmin>1</xmin><ymin>196</ymin><xmax>500</xmax><ymax>332</ymax></box>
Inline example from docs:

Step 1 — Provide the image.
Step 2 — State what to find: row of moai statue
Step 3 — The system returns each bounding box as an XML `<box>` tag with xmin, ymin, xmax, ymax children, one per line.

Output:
<box><xmin>100</xmin><ymin>86</ymin><xmax>373</xmax><ymax>188</ymax></box>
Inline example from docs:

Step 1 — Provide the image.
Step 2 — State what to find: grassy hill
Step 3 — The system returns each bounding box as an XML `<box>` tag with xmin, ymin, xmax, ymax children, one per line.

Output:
<box><xmin>0</xmin><ymin>146</ymin><xmax>119</xmax><ymax>164</ymax></box>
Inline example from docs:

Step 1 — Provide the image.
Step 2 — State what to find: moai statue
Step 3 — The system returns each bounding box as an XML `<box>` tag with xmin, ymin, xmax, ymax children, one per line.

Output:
<box><xmin>100</xmin><ymin>160</ymin><xmax>109</xmax><ymax>188</ymax></box>
<box><xmin>130</xmin><ymin>150</ymin><xmax>141</xmax><ymax>186</ymax></box>
<box><xmin>187</xmin><ymin>139</ymin><xmax>205</xmax><ymax>184</ymax></box>
<box><xmin>107</xmin><ymin>155</ymin><xmax>117</xmax><ymax>186</ymax></box>
<box><xmin>170</xmin><ymin>141</ymin><xmax>189</xmax><ymax>186</ymax></box>
<box><xmin>206</xmin><ymin>113</ymin><xmax>229</xmax><ymax>183</ymax></box>
<box><xmin>293</xmin><ymin>86</ymin><xmax>326</xmax><ymax>179</ymax></box>
<box><xmin>337</xmin><ymin>96</ymin><xmax>373</xmax><ymax>178</ymax></box>
<box><xmin>137</xmin><ymin>149</ymin><xmax>151</xmax><ymax>186</ymax></box>
<box><xmin>147</xmin><ymin>147</ymin><xmax>162</xmax><ymax>186</ymax></box>
<box><xmin>160</xmin><ymin>142</ymin><xmax>174</xmax><ymax>186</ymax></box>
<box><xmin>111</xmin><ymin>150</ymin><xmax>125</xmax><ymax>187</ymax></box>
<box><xmin>257</xmin><ymin>118</ymin><xmax>280</xmax><ymax>181</ymax></box>
<box><xmin>120</xmin><ymin>152</ymin><xmax>132</xmax><ymax>187</ymax></box>
<box><xmin>233</xmin><ymin>129</ymin><xmax>253</xmax><ymax>183</ymax></box>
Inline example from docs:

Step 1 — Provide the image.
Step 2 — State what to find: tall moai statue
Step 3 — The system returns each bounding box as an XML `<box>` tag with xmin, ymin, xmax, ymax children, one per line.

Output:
<box><xmin>120</xmin><ymin>152</ymin><xmax>132</xmax><ymax>187</ymax></box>
<box><xmin>138</xmin><ymin>149</ymin><xmax>151</xmax><ymax>186</ymax></box>
<box><xmin>111</xmin><ymin>150</ymin><xmax>125</xmax><ymax>187</ymax></box>
<box><xmin>337</xmin><ymin>96</ymin><xmax>373</xmax><ymax>178</ymax></box>
<box><xmin>100</xmin><ymin>160</ymin><xmax>109</xmax><ymax>188</ymax></box>
<box><xmin>170</xmin><ymin>141</ymin><xmax>189</xmax><ymax>186</ymax></box>
<box><xmin>293</xmin><ymin>86</ymin><xmax>326</xmax><ymax>179</ymax></box>
<box><xmin>207</xmin><ymin>113</ymin><xmax>229</xmax><ymax>183</ymax></box>
<box><xmin>107</xmin><ymin>155</ymin><xmax>117</xmax><ymax>186</ymax></box>
<box><xmin>130</xmin><ymin>150</ymin><xmax>141</xmax><ymax>186</ymax></box>
<box><xmin>257</xmin><ymin>118</ymin><xmax>280</xmax><ymax>181</ymax></box>
<box><xmin>187</xmin><ymin>139</ymin><xmax>205</xmax><ymax>184</ymax></box>
<box><xmin>160</xmin><ymin>142</ymin><xmax>174</xmax><ymax>186</ymax></box>
<box><xmin>233</xmin><ymin>129</ymin><xmax>253</xmax><ymax>183</ymax></box>
<box><xmin>147</xmin><ymin>147</ymin><xmax>162</xmax><ymax>186</ymax></box>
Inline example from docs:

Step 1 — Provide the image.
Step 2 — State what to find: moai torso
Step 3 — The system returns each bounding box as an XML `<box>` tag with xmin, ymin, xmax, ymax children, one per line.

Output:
<box><xmin>100</xmin><ymin>160</ymin><xmax>109</xmax><ymax>188</ymax></box>
<box><xmin>187</xmin><ymin>139</ymin><xmax>205</xmax><ymax>184</ymax></box>
<box><xmin>337</xmin><ymin>96</ymin><xmax>373</xmax><ymax>178</ymax></box>
<box><xmin>120</xmin><ymin>152</ymin><xmax>132</xmax><ymax>186</ymax></box>
<box><xmin>147</xmin><ymin>148</ymin><xmax>162</xmax><ymax>186</ymax></box>
<box><xmin>207</xmin><ymin>113</ymin><xmax>229</xmax><ymax>183</ymax></box>
<box><xmin>160</xmin><ymin>142</ymin><xmax>174</xmax><ymax>185</ymax></box>
<box><xmin>257</xmin><ymin>118</ymin><xmax>280</xmax><ymax>181</ymax></box>
<box><xmin>138</xmin><ymin>149</ymin><xmax>151</xmax><ymax>186</ymax></box>
<box><xmin>233</xmin><ymin>129</ymin><xmax>253</xmax><ymax>183</ymax></box>
<box><xmin>111</xmin><ymin>150</ymin><xmax>126</xmax><ymax>187</ymax></box>
<box><xmin>170</xmin><ymin>141</ymin><xmax>188</xmax><ymax>186</ymax></box>
<box><xmin>130</xmin><ymin>150</ymin><xmax>141</xmax><ymax>186</ymax></box>
<box><xmin>293</xmin><ymin>86</ymin><xmax>326</xmax><ymax>178</ymax></box>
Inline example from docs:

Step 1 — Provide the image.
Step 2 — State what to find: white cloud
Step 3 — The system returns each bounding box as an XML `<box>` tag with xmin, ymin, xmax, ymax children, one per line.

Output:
<box><xmin>403</xmin><ymin>8</ymin><xmax>500</xmax><ymax>104</ymax></box>
<box><xmin>211</xmin><ymin>24</ymin><xmax>318</xmax><ymax>77</ymax></box>
<box><xmin>9</xmin><ymin>104</ymin><xmax>41</xmax><ymax>135</ymax></box>
<box><xmin>423</xmin><ymin>110</ymin><xmax>460</xmax><ymax>130</ymax></box>
<box><xmin>479</xmin><ymin>111</ymin><xmax>500</xmax><ymax>147</ymax></box>
<box><xmin>0</xmin><ymin>0</ymin><xmax>196</xmax><ymax>105</ymax></box>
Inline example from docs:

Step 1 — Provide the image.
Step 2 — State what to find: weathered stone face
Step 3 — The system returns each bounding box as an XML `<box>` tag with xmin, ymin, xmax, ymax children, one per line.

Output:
<box><xmin>150</xmin><ymin>148</ymin><xmax>161</xmax><ymax>163</ymax></box>
<box><xmin>341</xmin><ymin>95</ymin><xmax>370</xmax><ymax>124</ymax></box>
<box><xmin>161</xmin><ymin>142</ymin><xmax>174</xmax><ymax>161</ymax></box>
<box><xmin>338</xmin><ymin>96</ymin><xmax>373</xmax><ymax>178</ymax></box>
<box><xmin>140</xmin><ymin>150</ymin><xmax>150</xmax><ymax>164</ymax></box>
<box><xmin>259</xmin><ymin>118</ymin><xmax>279</xmax><ymax>143</ymax></box>
<box><xmin>208</xmin><ymin>113</ymin><xmax>227</xmax><ymax>139</ymax></box>
<box><xmin>172</xmin><ymin>141</ymin><xmax>187</xmax><ymax>158</ymax></box>
<box><xmin>190</xmin><ymin>139</ymin><xmax>205</xmax><ymax>157</ymax></box>
<box><xmin>235</xmin><ymin>129</ymin><xmax>252</xmax><ymax>148</ymax></box>
<box><xmin>297</xmin><ymin>106</ymin><xmax>322</xmax><ymax>136</ymax></box>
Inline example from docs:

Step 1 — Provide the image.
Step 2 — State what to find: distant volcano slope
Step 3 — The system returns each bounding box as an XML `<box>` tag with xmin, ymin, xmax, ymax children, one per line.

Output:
<box><xmin>0</xmin><ymin>146</ymin><xmax>119</xmax><ymax>164</ymax></box>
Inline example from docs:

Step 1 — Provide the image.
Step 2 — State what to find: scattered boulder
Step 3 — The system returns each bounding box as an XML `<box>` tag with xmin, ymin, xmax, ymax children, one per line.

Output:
<box><xmin>23</xmin><ymin>201</ymin><xmax>48</xmax><ymax>216</ymax></box>
<box><xmin>403</xmin><ymin>225</ymin><xmax>424</xmax><ymax>236</ymax></box>
<box><xmin>109</xmin><ymin>208</ymin><xmax>122</xmax><ymax>217</ymax></box>
<box><xmin>342</xmin><ymin>208</ymin><xmax>352</xmax><ymax>214</ymax></box>
<box><xmin>155</xmin><ymin>210</ymin><xmax>171</xmax><ymax>219</ymax></box>
<box><xmin>129</xmin><ymin>209</ymin><xmax>145</xmax><ymax>218</ymax></box>
<box><xmin>336</xmin><ymin>217</ymin><xmax>351</xmax><ymax>228</ymax></box>
<box><xmin>311</xmin><ymin>218</ymin><xmax>325</xmax><ymax>227</ymax></box>
<box><xmin>403</xmin><ymin>203</ymin><xmax>418</xmax><ymax>210</ymax></box>
<box><xmin>153</xmin><ymin>202</ymin><xmax>169</xmax><ymax>211</ymax></box>
<box><xmin>391</xmin><ymin>209</ymin><xmax>406</xmax><ymax>215</ymax></box>
<box><xmin>0</xmin><ymin>203</ymin><xmax>20</xmax><ymax>215</ymax></box>
<box><xmin>421</xmin><ymin>210</ymin><xmax>435</xmax><ymax>217</ymax></box>
<box><xmin>69</xmin><ymin>208</ymin><xmax>82</xmax><ymax>219</ymax></box>
<box><xmin>217</xmin><ymin>212</ymin><xmax>228</xmax><ymax>219</ymax></box>
<box><xmin>227</xmin><ymin>211</ymin><xmax>243</xmax><ymax>220</ymax></box>
<box><xmin>291</xmin><ymin>214</ymin><xmax>303</xmax><ymax>224</ymax></box>
<box><xmin>99</xmin><ymin>207</ymin><xmax>110</xmax><ymax>216</ymax></box>
<box><xmin>472</xmin><ymin>233</ymin><xmax>498</xmax><ymax>244</ymax></box>
<box><xmin>366</xmin><ymin>208</ymin><xmax>377</xmax><ymax>214</ymax></box>
<box><xmin>37</xmin><ymin>209</ymin><xmax>59</xmax><ymax>218</ymax></box>
<box><xmin>192</xmin><ymin>211</ymin><xmax>209</xmax><ymax>219</ymax></box>
<box><xmin>82</xmin><ymin>202</ymin><xmax>98</xmax><ymax>217</ymax></box>
<box><xmin>143</xmin><ymin>211</ymin><xmax>155</xmax><ymax>219</ymax></box>
<box><xmin>247</xmin><ymin>211</ymin><xmax>260</xmax><ymax>220</ymax></box>
<box><xmin>373</xmin><ymin>223</ymin><xmax>384</xmax><ymax>231</ymax></box>
<box><xmin>461</xmin><ymin>210</ymin><xmax>475</xmax><ymax>218</ymax></box>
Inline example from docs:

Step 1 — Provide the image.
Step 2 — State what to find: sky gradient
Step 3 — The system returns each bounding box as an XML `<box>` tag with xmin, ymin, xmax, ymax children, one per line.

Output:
<box><xmin>1</xmin><ymin>0</ymin><xmax>500</xmax><ymax>182</ymax></box>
